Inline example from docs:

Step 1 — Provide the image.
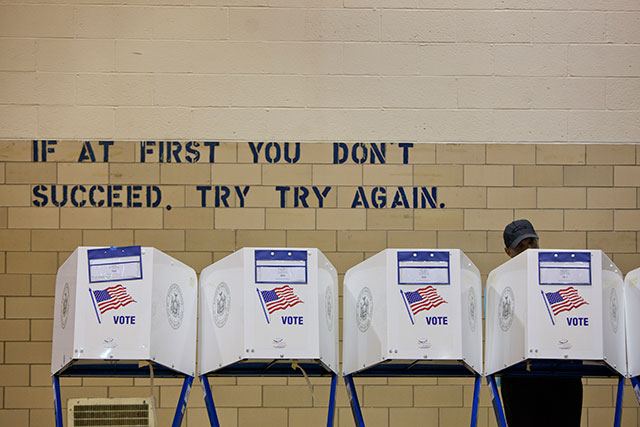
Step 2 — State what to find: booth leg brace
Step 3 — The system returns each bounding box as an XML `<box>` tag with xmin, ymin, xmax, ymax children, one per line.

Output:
<box><xmin>630</xmin><ymin>377</ymin><xmax>640</xmax><ymax>406</ymax></box>
<box><xmin>487</xmin><ymin>375</ymin><xmax>507</xmax><ymax>427</ymax></box>
<box><xmin>53</xmin><ymin>375</ymin><xmax>63</xmax><ymax>427</ymax></box>
<box><xmin>469</xmin><ymin>375</ymin><xmax>481</xmax><ymax>427</ymax></box>
<box><xmin>171</xmin><ymin>376</ymin><xmax>194</xmax><ymax>427</ymax></box>
<box><xmin>200</xmin><ymin>375</ymin><xmax>221</xmax><ymax>427</ymax></box>
<box><xmin>344</xmin><ymin>375</ymin><xmax>365</xmax><ymax>427</ymax></box>
<box><xmin>614</xmin><ymin>376</ymin><xmax>624</xmax><ymax>427</ymax></box>
<box><xmin>327</xmin><ymin>374</ymin><xmax>338</xmax><ymax>427</ymax></box>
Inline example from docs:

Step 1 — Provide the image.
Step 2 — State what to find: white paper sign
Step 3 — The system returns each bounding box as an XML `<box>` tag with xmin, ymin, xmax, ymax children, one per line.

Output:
<box><xmin>397</xmin><ymin>251</ymin><xmax>450</xmax><ymax>285</ymax></box>
<box><xmin>538</xmin><ymin>252</ymin><xmax>591</xmax><ymax>286</ymax></box>
<box><xmin>399</xmin><ymin>267</ymin><xmax>449</xmax><ymax>284</ymax></box>
<box><xmin>88</xmin><ymin>247</ymin><xmax>143</xmax><ymax>283</ymax></box>
<box><xmin>255</xmin><ymin>250</ymin><xmax>308</xmax><ymax>284</ymax></box>
<box><xmin>256</xmin><ymin>265</ymin><xmax>307</xmax><ymax>283</ymax></box>
<box><xmin>539</xmin><ymin>267</ymin><xmax>591</xmax><ymax>285</ymax></box>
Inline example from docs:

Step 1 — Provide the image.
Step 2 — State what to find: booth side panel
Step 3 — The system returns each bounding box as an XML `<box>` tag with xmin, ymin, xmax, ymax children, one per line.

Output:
<box><xmin>601</xmin><ymin>252</ymin><xmax>626</xmax><ymax>376</ymax></box>
<box><xmin>342</xmin><ymin>251</ymin><xmax>388</xmax><ymax>375</ymax></box>
<box><xmin>364</xmin><ymin>257</ymin><xmax>388</xmax><ymax>373</ymax></box>
<box><xmin>150</xmin><ymin>250</ymin><xmax>198</xmax><ymax>376</ymax></box>
<box><xmin>484</xmin><ymin>254</ymin><xmax>528</xmax><ymax>375</ymax></box>
<box><xmin>460</xmin><ymin>251</ymin><xmax>483</xmax><ymax>375</ymax></box>
<box><xmin>444</xmin><ymin>251</ymin><xmax>463</xmax><ymax>360</ymax></box>
<box><xmin>342</xmin><ymin>250</ymin><xmax>388</xmax><ymax>375</ymax></box>
<box><xmin>317</xmin><ymin>250</ymin><xmax>339</xmax><ymax>374</ymax></box>
<box><xmin>198</xmin><ymin>251</ymin><xmax>245</xmax><ymax>375</ymax></box>
<box><xmin>625</xmin><ymin>268</ymin><xmax>640</xmax><ymax>377</ymax></box>
<box><xmin>51</xmin><ymin>249</ymin><xmax>79</xmax><ymax>375</ymax></box>
<box><xmin>342</xmin><ymin>269</ymin><xmax>359</xmax><ymax>376</ymax></box>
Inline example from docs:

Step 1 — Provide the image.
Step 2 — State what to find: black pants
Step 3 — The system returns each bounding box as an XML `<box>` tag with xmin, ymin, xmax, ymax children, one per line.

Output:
<box><xmin>501</xmin><ymin>376</ymin><xmax>583</xmax><ymax>427</ymax></box>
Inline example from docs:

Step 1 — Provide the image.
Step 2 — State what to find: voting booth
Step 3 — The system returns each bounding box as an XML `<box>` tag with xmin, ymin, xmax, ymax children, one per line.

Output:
<box><xmin>485</xmin><ymin>249</ymin><xmax>626</xmax><ymax>427</ymax></box>
<box><xmin>624</xmin><ymin>267</ymin><xmax>640</xmax><ymax>403</ymax></box>
<box><xmin>51</xmin><ymin>246</ymin><xmax>197</xmax><ymax>427</ymax></box>
<box><xmin>342</xmin><ymin>249</ymin><xmax>483</xmax><ymax>427</ymax></box>
<box><xmin>198</xmin><ymin>248</ymin><xmax>339</xmax><ymax>426</ymax></box>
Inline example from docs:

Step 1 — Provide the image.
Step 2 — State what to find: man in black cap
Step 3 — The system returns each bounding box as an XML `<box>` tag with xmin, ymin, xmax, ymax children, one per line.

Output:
<box><xmin>503</xmin><ymin>219</ymin><xmax>539</xmax><ymax>258</ymax></box>
<box><xmin>500</xmin><ymin>219</ymin><xmax>583</xmax><ymax>427</ymax></box>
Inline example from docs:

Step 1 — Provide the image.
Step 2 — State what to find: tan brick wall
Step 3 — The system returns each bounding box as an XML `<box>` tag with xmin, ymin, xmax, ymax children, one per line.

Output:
<box><xmin>0</xmin><ymin>141</ymin><xmax>639</xmax><ymax>426</ymax></box>
<box><xmin>1</xmin><ymin>1</ymin><xmax>640</xmax><ymax>426</ymax></box>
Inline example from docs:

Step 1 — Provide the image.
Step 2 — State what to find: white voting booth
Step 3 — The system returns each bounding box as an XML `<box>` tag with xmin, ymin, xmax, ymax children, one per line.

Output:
<box><xmin>624</xmin><ymin>267</ymin><xmax>640</xmax><ymax>402</ymax></box>
<box><xmin>51</xmin><ymin>246</ymin><xmax>197</xmax><ymax>427</ymax></box>
<box><xmin>485</xmin><ymin>249</ymin><xmax>626</xmax><ymax>427</ymax></box>
<box><xmin>198</xmin><ymin>248</ymin><xmax>339</xmax><ymax>427</ymax></box>
<box><xmin>342</xmin><ymin>249</ymin><xmax>483</xmax><ymax>427</ymax></box>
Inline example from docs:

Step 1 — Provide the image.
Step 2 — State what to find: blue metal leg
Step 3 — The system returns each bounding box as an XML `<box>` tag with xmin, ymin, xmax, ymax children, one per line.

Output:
<box><xmin>52</xmin><ymin>375</ymin><xmax>63</xmax><ymax>427</ymax></box>
<box><xmin>614</xmin><ymin>376</ymin><xmax>624</xmax><ymax>427</ymax></box>
<box><xmin>631</xmin><ymin>376</ymin><xmax>640</xmax><ymax>406</ymax></box>
<box><xmin>344</xmin><ymin>374</ymin><xmax>365</xmax><ymax>427</ymax></box>
<box><xmin>487</xmin><ymin>375</ymin><xmax>507</xmax><ymax>427</ymax></box>
<box><xmin>327</xmin><ymin>374</ymin><xmax>337</xmax><ymax>427</ymax></box>
<box><xmin>200</xmin><ymin>375</ymin><xmax>221</xmax><ymax>427</ymax></box>
<box><xmin>470</xmin><ymin>375</ymin><xmax>481</xmax><ymax>427</ymax></box>
<box><xmin>171</xmin><ymin>376</ymin><xmax>193</xmax><ymax>427</ymax></box>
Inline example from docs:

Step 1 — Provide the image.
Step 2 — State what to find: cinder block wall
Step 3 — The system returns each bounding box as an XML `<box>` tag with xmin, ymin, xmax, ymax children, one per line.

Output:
<box><xmin>1</xmin><ymin>1</ymin><xmax>639</xmax><ymax>426</ymax></box>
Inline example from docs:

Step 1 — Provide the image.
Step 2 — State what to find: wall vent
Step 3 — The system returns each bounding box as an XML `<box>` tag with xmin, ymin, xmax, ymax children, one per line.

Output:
<box><xmin>68</xmin><ymin>397</ymin><xmax>154</xmax><ymax>427</ymax></box>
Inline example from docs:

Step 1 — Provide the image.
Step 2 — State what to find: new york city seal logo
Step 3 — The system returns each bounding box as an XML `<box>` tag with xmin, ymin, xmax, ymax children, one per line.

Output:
<box><xmin>499</xmin><ymin>287</ymin><xmax>515</xmax><ymax>332</ymax></box>
<box><xmin>467</xmin><ymin>287</ymin><xmax>477</xmax><ymax>333</ymax></box>
<box><xmin>166</xmin><ymin>283</ymin><xmax>184</xmax><ymax>330</ymax></box>
<box><xmin>61</xmin><ymin>283</ymin><xmax>70</xmax><ymax>329</ymax></box>
<box><xmin>213</xmin><ymin>282</ymin><xmax>230</xmax><ymax>328</ymax></box>
<box><xmin>356</xmin><ymin>287</ymin><xmax>373</xmax><ymax>333</ymax></box>
<box><xmin>325</xmin><ymin>287</ymin><xmax>333</xmax><ymax>332</ymax></box>
<box><xmin>610</xmin><ymin>288</ymin><xmax>619</xmax><ymax>333</ymax></box>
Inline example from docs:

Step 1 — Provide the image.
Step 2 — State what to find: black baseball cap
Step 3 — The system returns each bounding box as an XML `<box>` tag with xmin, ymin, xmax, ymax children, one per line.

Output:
<box><xmin>503</xmin><ymin>219</ymin><xmax>538</xmax><ymax>249</ymax></box>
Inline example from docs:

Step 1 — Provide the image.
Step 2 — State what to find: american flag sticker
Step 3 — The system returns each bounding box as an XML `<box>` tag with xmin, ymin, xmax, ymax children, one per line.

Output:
<box><xmin>542</xmin><ymin>287</ymin><xmax>588</xmax><ymax>326</ymax></box>
<box><xmin>401</xmin><ymin>286</ymin><xmax>447</xmax><ymax>325</ymax></box>
<box><xmin>89</xmin><ymin>284</ymin><xmax>136</xmax><ymax>324</ymax></box>
<box><xmin>257</xmin><ymin>285</ymin><xmax>303</xmax><ymax>323</ymax></box>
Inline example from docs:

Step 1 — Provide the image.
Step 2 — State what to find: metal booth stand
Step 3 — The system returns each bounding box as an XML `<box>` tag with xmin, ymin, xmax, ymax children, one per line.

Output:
<box><xmin>485</xmin><ymin>361</ymin><xmax>624</xmax><ymax>427</ymax></box>
<box><xmin>198</xmin><ymin>248</ymin><xmax>340</xmax><ymax>426</ymax></box>
<box><xmin>53</xmin><ymin>363</ymin><xmax>194</xmax><ymax>427</ymax></box>
<box><xmin>344</xmin><ymin>363</ymin><xmax>482</xmax><ymax>427</ymax></box>
<box><xmin>485</xmin><ymin>249</ymin><xmax>627</xmax><ymax>427</ymax></box>
<box><xmin>199</xmin><ymin>361</ymin><xmax>338</xmax><ymax>427</ymax></box>
<box><xmin>342</xmin><ymin>249</ymin><xmax>484</xmax><ymax>427</ymax></box>
<box><xmin>51</xmin><ymin>246</ymin><xmax>198</xmax><ymax>427</ymax></box>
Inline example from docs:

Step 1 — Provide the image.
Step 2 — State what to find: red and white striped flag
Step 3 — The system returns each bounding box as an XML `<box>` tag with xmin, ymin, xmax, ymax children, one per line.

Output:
<box><xmin>92</xmin><ymin>284</ymin><xmax>136</xmax><ymax>314</ymax></box>
<box><xmin>404</xmin><ymin>286</ymin><xmax>447</xmax><ymax>315</ymax></box>
<box><xmin>260</xmin><ymin>285</ymin><xmax>303</xmax><ymax>314</ymax></box>
<box><xmin>545</xmin><ymin>287</ymin><xmax>588</xmax><ymax>316</ymax></box>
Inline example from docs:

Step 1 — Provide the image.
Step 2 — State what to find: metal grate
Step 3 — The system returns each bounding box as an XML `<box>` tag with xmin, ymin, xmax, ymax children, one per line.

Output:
<box><xmin>68</xmin><ymin>398</ymin><xmax>153</xmax><ymax>427</ymax></box>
